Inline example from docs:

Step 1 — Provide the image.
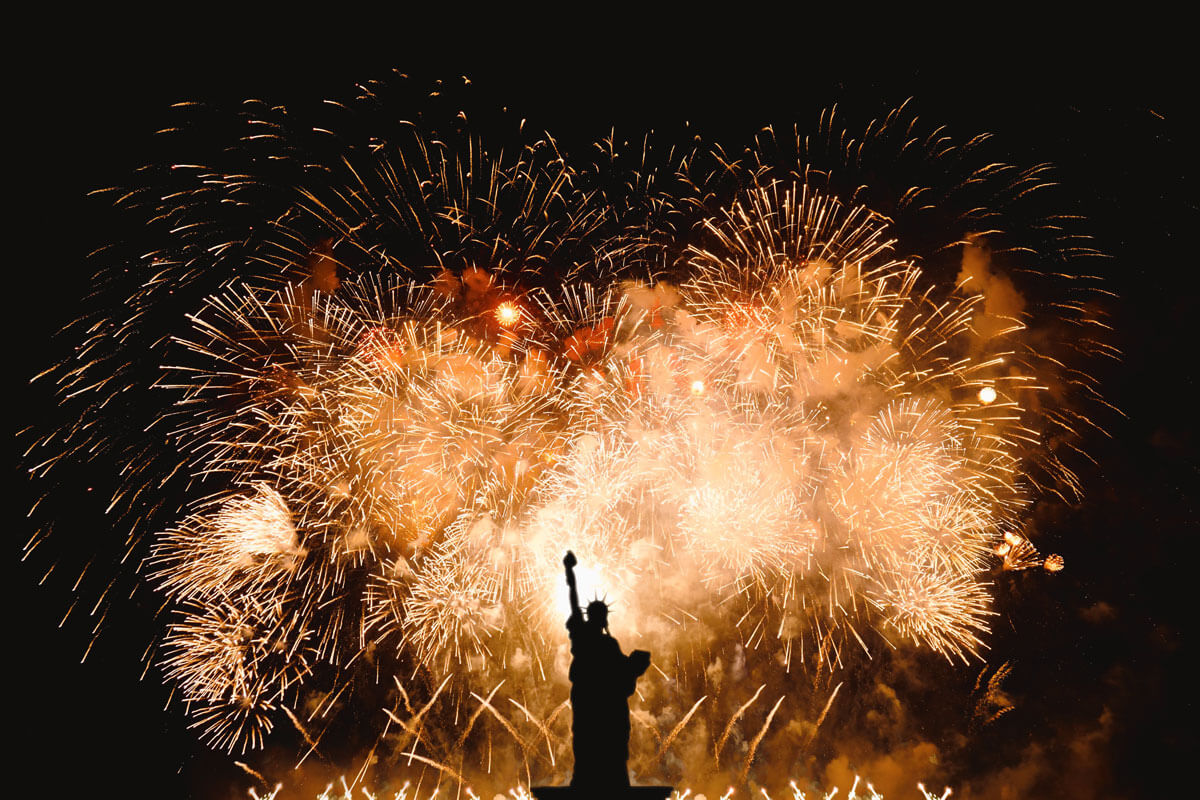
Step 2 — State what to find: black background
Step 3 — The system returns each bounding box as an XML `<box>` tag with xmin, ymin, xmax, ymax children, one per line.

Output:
<box><xmin>14</xmin><ymin>20</ymin><xmax>1196</xmax><ymax>799</ymax></box>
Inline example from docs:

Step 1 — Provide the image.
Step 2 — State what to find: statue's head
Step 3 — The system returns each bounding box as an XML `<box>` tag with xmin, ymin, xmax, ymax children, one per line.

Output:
<box><xmin>586</xmin><ymin>599</ymin><xmax>609</xmax><ymax>628</ymax></box>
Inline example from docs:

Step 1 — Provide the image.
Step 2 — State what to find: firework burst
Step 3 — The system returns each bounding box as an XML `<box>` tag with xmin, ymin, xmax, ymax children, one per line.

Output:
<box><xmin>25</xmin><ymin>75</ymin><xmax>1109</xmax><ymax>793</ymax></box>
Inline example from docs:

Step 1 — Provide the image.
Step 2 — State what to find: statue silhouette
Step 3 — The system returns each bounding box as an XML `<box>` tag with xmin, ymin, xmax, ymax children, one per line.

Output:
<box><xmin>532</xmin><ymin>553</ymin><xmax>670</xmax><ymax>800</ymax></box>
<box><xmin>562</xmin><ymin>551</ymin><xmax>651</xmax><ymax>790</ymax></box>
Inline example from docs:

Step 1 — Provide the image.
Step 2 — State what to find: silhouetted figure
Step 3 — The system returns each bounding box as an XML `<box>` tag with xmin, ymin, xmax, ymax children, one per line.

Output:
<box><xmin>563</xmin><ymin>551</ymin><xmax>651</xmax><ymax>790</ymax></box>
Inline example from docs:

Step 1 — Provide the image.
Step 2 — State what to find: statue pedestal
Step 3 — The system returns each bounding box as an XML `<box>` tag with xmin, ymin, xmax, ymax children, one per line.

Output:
<box><xmin>531</xmin><ymin>787</ymin><xmax>673</xmax><ymax>800</ymax></box>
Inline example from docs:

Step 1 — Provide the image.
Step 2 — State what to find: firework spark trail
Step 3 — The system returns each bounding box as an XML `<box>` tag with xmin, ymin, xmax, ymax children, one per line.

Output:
<box><xmin>738</xmin><ymin>695</ymin><xmax>785</xmax><ymax>786</ymax></box>
<box><xmin>655</xmin><ymin>696</ymin><xmax>709</xmax><ymax>766</ymax></box>
<box><xmin>383</xmin><ymin>674</ymin><xmax>453</xmax><ymax>758</ymax></box>
<box><xmin>715</xmin><ymin>684</ymin><xmax>765</xmax><ymax>761</ymax></box>
<box><xmin>24</xmin><ymin>76</ymin><xmax>1110</xmax><ymax>791</ymax></box>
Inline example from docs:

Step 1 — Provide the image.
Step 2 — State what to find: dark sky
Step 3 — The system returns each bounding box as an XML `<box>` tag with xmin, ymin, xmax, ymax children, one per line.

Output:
<box><xmin>15</xmin><ymin>24</ymin><xmax>1196</xmax><ymax>799</ymax></box>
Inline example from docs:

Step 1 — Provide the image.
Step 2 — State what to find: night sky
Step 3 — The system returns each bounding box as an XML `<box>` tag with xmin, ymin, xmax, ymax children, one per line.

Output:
<box><xmin>15</xmin><ymin>24</ymin><xmax>1196</xmax><ymax>799</ymax></box>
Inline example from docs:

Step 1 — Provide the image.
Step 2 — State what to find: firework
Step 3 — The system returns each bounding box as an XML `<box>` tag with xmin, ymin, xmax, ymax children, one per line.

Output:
<box><xmin>161</xmin><ymin>595</ymin><xmax>314</xmax><ymax>752</ymax></box>
<box><xmin>26</xmin><ymin>76</ymin><xmax>1109</xmax><ymax>790</ymax></box>
<box><xmin>148</xmin><ymin>184</ymin><xmax>1033</xmax><ymax>749</ymax></box>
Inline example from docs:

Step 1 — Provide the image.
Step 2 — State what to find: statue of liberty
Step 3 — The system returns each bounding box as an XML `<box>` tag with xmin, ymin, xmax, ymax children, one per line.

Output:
<box><xmin>532</xmin><ymin>552</ymin><xmax>669</xmax><ymax>799</ymax></box>
<box><xmin>561</xmin><ymin>550</ymin><xmax>652</xmax><ymax>789</ymax></box>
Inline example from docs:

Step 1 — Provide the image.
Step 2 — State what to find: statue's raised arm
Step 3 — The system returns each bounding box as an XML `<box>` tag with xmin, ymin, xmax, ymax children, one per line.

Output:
<box><xmin>563</xmin><ymin>550</ymin><xmax>581</xmax><ymax>621</ymax></box>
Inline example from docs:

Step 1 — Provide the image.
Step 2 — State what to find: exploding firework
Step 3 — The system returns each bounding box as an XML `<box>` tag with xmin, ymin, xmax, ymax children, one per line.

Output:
<box><xmin>25</xmin><ymin>75</ymin><xmax>1110</xmax><ymax>793</ymax></box>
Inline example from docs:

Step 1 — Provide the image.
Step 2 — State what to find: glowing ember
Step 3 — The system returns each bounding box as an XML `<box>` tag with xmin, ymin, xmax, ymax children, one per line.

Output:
<box><xmin>496</xmin><ymin>301</ymin><xmax>522</xmax><ymax>327</ymax></box>
<box><xmin>977</xmin><ymin>386</ymin><xmax>997</xmax><ymax>404</ymax></box>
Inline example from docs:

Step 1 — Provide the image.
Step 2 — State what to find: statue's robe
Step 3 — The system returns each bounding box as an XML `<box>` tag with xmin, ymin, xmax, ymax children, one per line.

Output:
<box><xmin>566</xmin><ymin>613</ymin><xmax>646</xmax><ymax>787</ymax></box>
